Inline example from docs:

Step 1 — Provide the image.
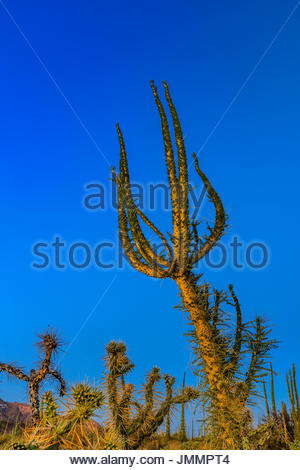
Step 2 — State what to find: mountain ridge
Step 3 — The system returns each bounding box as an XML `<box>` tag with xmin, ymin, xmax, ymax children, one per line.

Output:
<box><xmin>0</xmin><ymin>397</ymin><xmax>31</xmax><ymax>429</ymax></box>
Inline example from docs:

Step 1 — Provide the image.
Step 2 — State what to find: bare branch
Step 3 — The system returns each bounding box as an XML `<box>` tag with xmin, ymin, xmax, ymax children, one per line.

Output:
<box><xmin>0</xmin><ymin>362</ymin><xmax>29</xmax><ymax>382</ymax></box>
<box><xmin>48</xmin><ymin>368</ymin><xmax>66</xmax><ymax>396</ymax></box>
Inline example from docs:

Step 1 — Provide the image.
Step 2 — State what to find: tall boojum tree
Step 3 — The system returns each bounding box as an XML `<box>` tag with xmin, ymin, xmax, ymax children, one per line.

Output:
<box><xmin>112</xmin><ymin>81</ymin><xmax>277</xmax><ymax>448</ymax></box>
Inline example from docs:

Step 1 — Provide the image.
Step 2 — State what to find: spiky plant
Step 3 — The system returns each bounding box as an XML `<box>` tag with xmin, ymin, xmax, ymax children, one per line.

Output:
<box><xmin>186</xmin><ymin>284</ymin><xmax>277</xmax><ymax>447</ymax></box>
<box><xmin>111</xmin><ymin>81</ymin><xmax>277</xmax><ymax>447</ymax></box>
<box><xmin>70</xmin><ymin>383</ymin><xmax>104</xmax><ymax>422</ymax></box>
<box><xmin>40</xmin><ymin>391</ymin><xmax>58</xmax><ymax>424</ymax></box>
<box><xmin>25</xmin><ymin>382</ymin><xmax>104</xmax><ymax>450</ymax></box>
<box><xmin>103</xmin><ymin>341</ymin><xmax>199</xmax><ymax>449</ymax></box>
<box><xmin>100</xmin><ymin>429</ymin><xmax>123</xmax><ymax>450</ymax></box>
<box><xmin>0</xmin><ymin>329</ymin><xmax>65</xmax><ymax>424</ymax></box>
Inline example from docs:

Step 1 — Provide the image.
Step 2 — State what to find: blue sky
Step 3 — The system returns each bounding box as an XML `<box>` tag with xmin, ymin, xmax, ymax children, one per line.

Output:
<box><xmin>0</xmin><ymin>0</ymin><xmax>299</xmax><ymax>429</ymax></box>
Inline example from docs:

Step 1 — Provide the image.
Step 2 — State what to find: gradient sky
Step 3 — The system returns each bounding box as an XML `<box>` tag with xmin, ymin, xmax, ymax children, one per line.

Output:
<box><xmin>0</xmin><ymin>0</ymin><xmax>299</xmax><ymax>430</ymax></box>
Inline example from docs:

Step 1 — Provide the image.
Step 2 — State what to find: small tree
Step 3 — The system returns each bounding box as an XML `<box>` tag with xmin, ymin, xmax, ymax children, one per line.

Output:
<box><xmin>0</xmin><ymin>329</ymin><xmax>65</xmax><ymax>423</ymax></box>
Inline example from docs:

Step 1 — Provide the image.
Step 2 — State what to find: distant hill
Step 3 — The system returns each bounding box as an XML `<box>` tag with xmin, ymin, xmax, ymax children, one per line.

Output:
<box><xmin>0</xmin><ymin>398</ymin><xmax>31</xmax><ymax>429</ymax></box>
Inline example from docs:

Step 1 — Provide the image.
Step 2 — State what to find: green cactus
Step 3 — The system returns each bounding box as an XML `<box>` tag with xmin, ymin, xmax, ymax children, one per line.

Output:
<box><xmin>71</xmin><ymin>383</ymin><xmax>104</xmax><ymax>421</ymax></box>
<box><xmin>40</xmin><ymin>391</ymin><xmax>58</xmax><ymax>423</ymax></box>
<box><xmin>36</xmin><ymin>382</ymin><xmax>104</xmax><ymax>449</ymax></box>
<box><xmin>104</xmin><ymin>341</ymin><xmax>199</xmax><ymax>449</ymax></box>
<box><xmin>0</xmin><ymin>329</ymin><xmax>66</xmax><ymax>423</ymax></box>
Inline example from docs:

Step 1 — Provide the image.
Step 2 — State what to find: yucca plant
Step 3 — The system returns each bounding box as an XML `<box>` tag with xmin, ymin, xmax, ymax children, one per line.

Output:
<box><xmin>0</xmin><ymin>329</ymin><xmax>65</xmax><ymax>423</ymax></box>
<box><xmin>103</xmin><ymin>341</ymin><xmax>199</xmax><ymax>449</ymax></box>
<box><xmin>111</xmin><ymin>81</ymin><xmax>277</xmax><ymax>447</ymax></box>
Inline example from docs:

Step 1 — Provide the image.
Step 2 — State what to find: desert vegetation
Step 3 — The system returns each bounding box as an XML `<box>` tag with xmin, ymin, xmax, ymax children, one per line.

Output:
<box><xmin>0</xmin><ymin>82</ymin><xmax>298</xmax><ymax>450</ymax></box>
<box><xmin>0</xmin><ymin>333</ymin><xmax>299</xmax><ymax>450</ymax></box>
